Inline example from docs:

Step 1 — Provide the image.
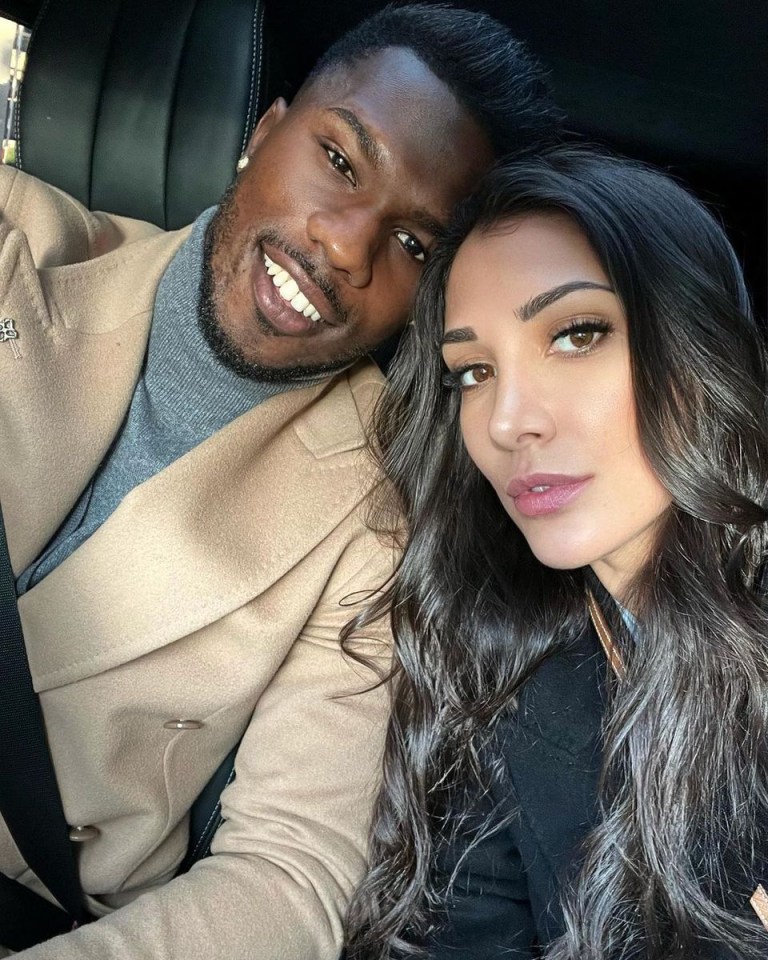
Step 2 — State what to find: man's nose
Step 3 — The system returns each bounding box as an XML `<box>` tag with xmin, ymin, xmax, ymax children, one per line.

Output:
<box><xmin>307</xmin><ymin>204</ymin><xmax>379</xmax><ymax>288</ymax></box>
<box><xmin>487</xmin><ymin>373</ymin><xmax>557</xmax><ymax>450</ymax></box>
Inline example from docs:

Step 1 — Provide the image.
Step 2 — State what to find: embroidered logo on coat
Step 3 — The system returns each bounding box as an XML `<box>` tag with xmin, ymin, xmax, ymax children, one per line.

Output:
<box><xmin>0</xmin><ymin>317</ymin><xmax>20</xmax><ymax>359</ymax></box>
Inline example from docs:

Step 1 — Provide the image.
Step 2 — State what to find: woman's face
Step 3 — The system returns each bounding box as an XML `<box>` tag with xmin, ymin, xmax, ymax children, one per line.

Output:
<box><xmin>441</xmin><ymin>214</ymin><xmax>672</xmax><ymax>598</ymax></box>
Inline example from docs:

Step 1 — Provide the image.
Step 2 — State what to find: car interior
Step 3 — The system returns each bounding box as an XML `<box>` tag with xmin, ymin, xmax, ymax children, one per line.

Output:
<box><xmin>0</xmin><ymin>1</ymin><xmax>763</xmax><ymax>948</ymax></box>
<box><xmin>0</xmin><ymin>0</ymin><xmax>764</xmax><ymax>313</ymax></box>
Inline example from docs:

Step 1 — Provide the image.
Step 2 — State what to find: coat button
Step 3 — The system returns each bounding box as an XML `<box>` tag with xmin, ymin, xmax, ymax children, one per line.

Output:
<box><xmin>69</xmin><ymin>825</ymin><xmax>100</xmax><ymax>842</ymax></box>
<box><xmin>163</xmin><ymin>719</ymin><xmax>204</xmax><ymax>730</ymax></box>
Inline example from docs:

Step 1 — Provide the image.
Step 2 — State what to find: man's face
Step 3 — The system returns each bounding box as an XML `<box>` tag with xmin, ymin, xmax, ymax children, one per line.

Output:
<box><xmin>201</xmin><ymin>47</ymin><xmax>494</xmax><ymax>380</ymax></box>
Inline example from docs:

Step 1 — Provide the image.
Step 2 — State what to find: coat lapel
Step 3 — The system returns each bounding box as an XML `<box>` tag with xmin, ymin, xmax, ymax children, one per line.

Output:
<box><xmin>0</xmin><ymin>195</ymin><xmax>385</xmax><ymax>692</ymax></box>
<box><xmin>504</xmin><ymin>626</ymin><xmax>607</xmax><ymax>939</ymax></box>
<box><xmin>18</xmin><ymin>365</ymin><xmax>381</xmax><ymax>692</ymax></box>
<box><xmin>0</xmin><ymin>222</ymin><xmax>189</xmax><ymax>571</ymax></box>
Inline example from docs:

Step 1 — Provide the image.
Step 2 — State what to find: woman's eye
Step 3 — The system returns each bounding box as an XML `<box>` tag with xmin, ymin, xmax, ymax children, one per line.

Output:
<box><xmin>551</xmin><ymin>324</ymin><xmax>609</xmax><ymax>353</ymax></box>
<box><xmin>458</xmin><ymin>364</ymin><xmax>495</xmax><ymax>388</ymax></box>
<box><xmin>324</xmin><ymin>146</ymin><xmax>356</xmax><ymax>185</ymax></box>
<box><xmin>395</xmin><ymin>230</ymin><xmax>426</xmax><ymax>263</ymax></box>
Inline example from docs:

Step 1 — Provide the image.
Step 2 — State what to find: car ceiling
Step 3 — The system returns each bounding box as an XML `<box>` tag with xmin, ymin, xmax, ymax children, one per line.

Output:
<box><xmin>1</xmin><ymin>0</ymin><xmax>765</xmax><ymax>311</ymax></box>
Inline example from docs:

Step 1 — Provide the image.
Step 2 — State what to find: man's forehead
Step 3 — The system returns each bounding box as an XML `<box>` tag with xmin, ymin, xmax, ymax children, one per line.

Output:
<box><xmin>292</xmin><ymin>47</ymin><xmax>494</xmax><ymax>235</ymax></box>
<box><xmin>305</xmin><ymin>47</ymin><xmax>471</xmax><ymax>137</ymax></box>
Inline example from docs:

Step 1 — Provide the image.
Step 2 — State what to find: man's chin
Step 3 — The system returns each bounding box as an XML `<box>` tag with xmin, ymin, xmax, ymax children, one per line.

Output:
<box><xmin>200</xmin><ymin>301</ymin><xmax>365</xmax><ymax>383</ymax></box>
<box><xmin>199</xmin><ymin>235</ymin><xmax>363</xmax><ymax>383</ymax></box>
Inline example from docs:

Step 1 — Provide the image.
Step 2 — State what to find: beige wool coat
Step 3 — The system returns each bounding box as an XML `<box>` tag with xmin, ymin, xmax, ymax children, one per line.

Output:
<box><xmin>0</xmin><ymin>166</ymin><xmax>394</xmax><ymax>959</ymax></box>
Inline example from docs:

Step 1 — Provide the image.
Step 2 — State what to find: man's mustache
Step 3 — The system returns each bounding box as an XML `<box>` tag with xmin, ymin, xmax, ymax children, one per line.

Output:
<box><xmin>258</xmin><ymin>229</ymin><xmax>349</xmax><ymax>326</ymax></box>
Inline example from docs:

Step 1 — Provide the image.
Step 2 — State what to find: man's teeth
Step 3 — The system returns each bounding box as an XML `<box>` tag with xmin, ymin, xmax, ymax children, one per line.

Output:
<box><xmin>263</xmin><ymin>253</ymin><xmax>322</xmax><ymax>322</ymax></box>
<box><xmin>530</xmin><ymin>485</ymin><xmax>551</xmax><ymax>493</ymax></box>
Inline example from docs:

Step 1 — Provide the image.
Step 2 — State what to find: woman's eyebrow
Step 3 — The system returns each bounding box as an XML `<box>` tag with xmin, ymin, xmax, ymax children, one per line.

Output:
<box><xmin>442</xmin><ymin>327</ymin><xmax>477</xmax><ymax>345</ymax></box>
<box><xmin>518</xmin><ymin>280</ymin><xmax>614</xmax><ymax>322</ymax></box>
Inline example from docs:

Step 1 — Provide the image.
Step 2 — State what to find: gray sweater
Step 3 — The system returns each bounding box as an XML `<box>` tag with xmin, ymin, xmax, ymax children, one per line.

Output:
<box><xmin>19</xmin><ymin>208</ymin><xmax>303</xmax><ymax>592</ymax></box>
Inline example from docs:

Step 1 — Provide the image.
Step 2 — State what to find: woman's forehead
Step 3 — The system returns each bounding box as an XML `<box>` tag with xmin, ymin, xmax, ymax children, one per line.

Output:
<box><xmin>444</xmin><ymin>215</ymin><xmax>610</xmax><ymax>327</ymax></box>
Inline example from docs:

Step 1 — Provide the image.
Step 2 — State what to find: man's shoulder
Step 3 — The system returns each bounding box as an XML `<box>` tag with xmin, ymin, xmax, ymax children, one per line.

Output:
<box><xmin>319</xmin><ymin>358</ymin><xmax>387</xmax><ymax>433</ymax></box>
<box><xmin>0</xmin><ymin>166</ymin><xmax>168</xmax><ymax>269</ymax></box>
<box><xmin>345</xmin><ymin>357</ymin><xmax>387</xmax><ymax>426</ymax></box>
<box><xmin>290</xmin><ymin>359</ymin><xmax>386</xmax><ymax>461</ymax></box>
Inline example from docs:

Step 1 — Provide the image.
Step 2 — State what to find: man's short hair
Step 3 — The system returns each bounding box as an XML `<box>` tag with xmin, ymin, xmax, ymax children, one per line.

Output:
<box><xmin>307</xmin><ymin>2</ymin><xmax>563</xmax><ymax>157</ymax></box>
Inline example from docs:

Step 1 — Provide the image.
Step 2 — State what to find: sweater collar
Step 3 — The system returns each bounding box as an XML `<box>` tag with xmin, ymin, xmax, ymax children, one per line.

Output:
<box><xmin>144</xmin><ymin>207</ymin><xmax>311</xmax><ymax>438</ymax></box>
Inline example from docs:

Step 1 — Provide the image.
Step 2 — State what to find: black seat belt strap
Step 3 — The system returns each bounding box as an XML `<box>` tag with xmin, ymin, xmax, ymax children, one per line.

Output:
<box><xmin>0</xmin><ymin>872</ymin><xmax>74</xmax><ymax>950</ymax></box>
<box><xmin>0</xmin><ymin>504</ymin><xmax>88</xmax><ymax>943</ymax></box>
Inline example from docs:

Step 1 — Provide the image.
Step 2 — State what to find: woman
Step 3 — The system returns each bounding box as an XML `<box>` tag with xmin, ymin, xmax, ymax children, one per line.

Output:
<box><xmin>344</xmin><ymin>148</ymin><xmax>768</xmax><ymax>959</ymax></box>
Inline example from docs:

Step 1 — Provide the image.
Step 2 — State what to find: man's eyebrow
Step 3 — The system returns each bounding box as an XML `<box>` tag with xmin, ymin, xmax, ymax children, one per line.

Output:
<box><xmin>441</xmin><ymin>327</ymin><xmax>477</xmax><ymax>346</ymax></box>
<box><xmin>327</xmin><ymin>107</ymin><xmax>446</xmax><ymax>238</ymax></box>
<box><xmin>327</xmin><ymin>107</ymin><xmax>383</xmax><ymax>168</ymax></box>
<box><xmin>518</xmin><ymin>281</ymin><xmax>614</xmax><ymax>322</ymax></box>
<box><xmin>411</xmin><ymin>210</ymin><xmax>447</xmax><ymax>239</ymax></box>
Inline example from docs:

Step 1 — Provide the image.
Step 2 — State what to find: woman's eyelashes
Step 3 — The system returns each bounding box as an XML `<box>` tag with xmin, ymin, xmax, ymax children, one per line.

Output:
<box><xmin>442</xmin><ymin>363</ymin><xmax>495</xmax><ymax>390</ymax></box>
<box><xmin>549</xmin><ymin>318</ymin><xmax>613</xmax><ymax>354</ymax></box>
<box><xmin>442</xmin><ymin>318</ymin><xmax>615</xmax><ymax>391</ymax></box>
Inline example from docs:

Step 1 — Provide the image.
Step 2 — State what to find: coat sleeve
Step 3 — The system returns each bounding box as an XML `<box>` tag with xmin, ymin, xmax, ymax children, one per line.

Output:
<box><xmin>427</xmin><ymin>785</ymin><xmax>538</xmax><ymax>960</ymax></box>
<box><xmin>14</xmin><ymin>513</ymin><xmax>395</xmax><ymax>960</ymax></box>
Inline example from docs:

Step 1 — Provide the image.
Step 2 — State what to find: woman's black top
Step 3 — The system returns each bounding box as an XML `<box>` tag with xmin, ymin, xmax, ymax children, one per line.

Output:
<box><xmin>427</xmin><ymin>626</ymin><xmax>767</xmax><ymax>959</ymax></box>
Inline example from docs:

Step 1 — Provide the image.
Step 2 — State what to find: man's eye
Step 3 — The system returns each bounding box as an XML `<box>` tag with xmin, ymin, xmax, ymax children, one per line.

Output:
<box><xmin>324</xmin><ymin>146</ymin><xmax>356</xmax><ymax>185</ymax></box>
<box><xmin>395</xmin><ymin>230</ymin><xmax>426</xmax><ymax>263</ymax></box>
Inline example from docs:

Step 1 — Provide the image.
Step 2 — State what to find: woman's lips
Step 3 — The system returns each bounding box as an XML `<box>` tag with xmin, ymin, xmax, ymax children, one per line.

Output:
<box><xmin>506</xmin><ymin>474</ymin><xmax>592</xmax><ymax>518</ymax></box>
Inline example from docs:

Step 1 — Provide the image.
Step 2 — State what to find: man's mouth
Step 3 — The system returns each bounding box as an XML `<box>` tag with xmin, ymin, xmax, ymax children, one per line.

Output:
<box><xmin>263</xmin><ymin>252</ymin><xmax>323</xmax><ymax>323</ymax></box>
<box><xmin>250</xmin><ymin>241</ymin><xmax>344</xmax><ymax>338</ymax></box>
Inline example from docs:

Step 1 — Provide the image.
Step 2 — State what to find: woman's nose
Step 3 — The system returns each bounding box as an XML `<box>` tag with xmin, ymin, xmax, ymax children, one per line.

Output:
<box><xmin>487</xmin><ymin>374</ymin><xmax>557</xmax><ymax>450</ymax></box>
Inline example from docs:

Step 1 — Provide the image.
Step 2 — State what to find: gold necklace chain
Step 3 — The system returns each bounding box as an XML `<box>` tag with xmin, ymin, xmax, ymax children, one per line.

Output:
<box><xmin>751</xmin><ymin>885</ymin><xmax>768</xmax><ymax>930</ymax></box>
<box><xmin>586</xmin><ymin>589</ymin><xmax>626</xmax><ymax>681</ymax></box>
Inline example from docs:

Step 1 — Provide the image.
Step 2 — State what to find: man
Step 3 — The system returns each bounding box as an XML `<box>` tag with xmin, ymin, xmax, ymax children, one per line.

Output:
<box><xmin>0</xmin><ymin>5</ymin><xmax>560</xmax><ymax>958</ymax></box>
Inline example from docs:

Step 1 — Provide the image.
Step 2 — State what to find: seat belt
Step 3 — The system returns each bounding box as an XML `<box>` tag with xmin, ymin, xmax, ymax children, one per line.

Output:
<box><xmin>175</xmin><ymin>741</ymin><xmax>239</xmax><ymax>876</ymax></box>
<box><xmin>0</xmin><ymin>503</ymin><xmax>241</xmax><ymax>946</ymax></box>
<box><xmin>0</xmin><ymin>504</ymin><xmax>88</xmax><ymax>949</ymax></box>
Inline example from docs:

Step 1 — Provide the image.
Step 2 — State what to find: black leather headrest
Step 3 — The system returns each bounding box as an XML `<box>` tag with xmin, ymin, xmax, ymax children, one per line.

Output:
<box><xmin>16</xmin><ymin>0</ymin><xmax>280</xmax><ymax>229</ymax></box>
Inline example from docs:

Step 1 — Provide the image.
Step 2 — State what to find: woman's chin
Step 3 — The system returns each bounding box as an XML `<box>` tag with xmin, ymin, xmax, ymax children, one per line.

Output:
<box><xmin>526</xmin><ymin>541</ymin><xmax>595</xmax><ymax>573</ymax></box>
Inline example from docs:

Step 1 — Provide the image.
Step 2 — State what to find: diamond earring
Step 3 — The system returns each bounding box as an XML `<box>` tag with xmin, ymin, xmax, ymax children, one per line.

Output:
<box><xmin>236</xmin><ymin>155</ymin><xmax>249</xmax><ymax>172</ymax></box>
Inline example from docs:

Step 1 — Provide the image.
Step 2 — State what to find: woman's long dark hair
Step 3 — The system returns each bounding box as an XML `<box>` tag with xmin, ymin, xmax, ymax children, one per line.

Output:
<box><xmin>345</xmin><ymin>148</ymin><xmax>768</xmax><ymax>959</ymax></box>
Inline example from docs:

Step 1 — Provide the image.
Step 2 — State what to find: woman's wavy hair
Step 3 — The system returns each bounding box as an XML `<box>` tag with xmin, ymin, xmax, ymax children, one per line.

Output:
<box><xmin>345</xmin><ymin>147</ymin><xmax>768</xmax><ymax>959</ymax></box>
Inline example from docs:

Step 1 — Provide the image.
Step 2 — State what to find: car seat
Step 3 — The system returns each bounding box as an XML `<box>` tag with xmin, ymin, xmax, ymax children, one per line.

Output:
<box><xmin>15</xmin><ymin>0</ymin><xmax>283</xmax><ymax>229</ymax></box>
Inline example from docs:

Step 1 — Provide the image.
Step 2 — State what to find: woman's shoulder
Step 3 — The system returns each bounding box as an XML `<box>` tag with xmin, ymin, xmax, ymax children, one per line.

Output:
<box><xmin>470</xmin><ymin>627</ymin><xmax>607</xmax><ymax>932</ymax></box>
<box><xmin>497</xmin><ymin>624</ymin><xmax>607</xmax><ymax>760</ymax></box>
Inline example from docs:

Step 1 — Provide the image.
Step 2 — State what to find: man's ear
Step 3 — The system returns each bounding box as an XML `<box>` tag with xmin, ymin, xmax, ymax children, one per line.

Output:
<box><xmin>245</xmin><ymin>97</ymin><xmax>288</xmax><ymax>156</ymax></box>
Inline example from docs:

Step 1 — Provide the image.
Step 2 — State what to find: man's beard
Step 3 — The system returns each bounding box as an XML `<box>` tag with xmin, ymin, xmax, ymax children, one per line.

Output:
<box><xmin>198</xmin><ymin>184</ymin><xmax>368</xmax><ymax>384</ymax></box>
